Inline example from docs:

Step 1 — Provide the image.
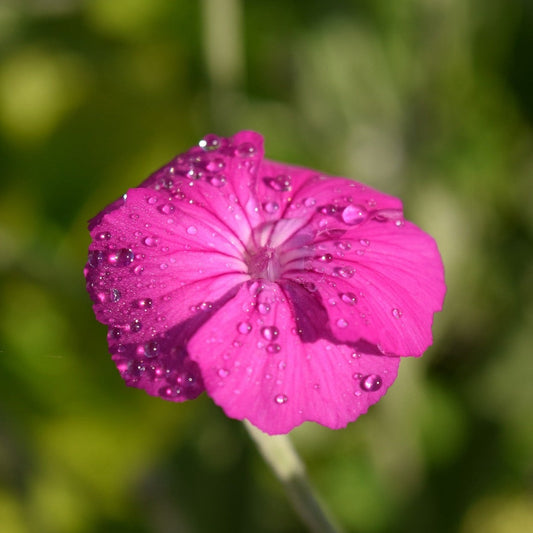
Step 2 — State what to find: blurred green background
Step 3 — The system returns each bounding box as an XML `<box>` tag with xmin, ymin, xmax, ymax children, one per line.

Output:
<box><xmin>1</xmin><ymin>0</ymin><xmax>532</xmax><ymax>532</ymax></box>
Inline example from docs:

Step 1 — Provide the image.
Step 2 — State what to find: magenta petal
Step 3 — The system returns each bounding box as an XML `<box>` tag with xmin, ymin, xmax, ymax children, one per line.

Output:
<box><xmin>85</xmin><ymin>130</ymin><xmax>445</xmax><ymax>433</ymax></box>
<box><xmin>188</xmin><ymin>282</ymin><xmax>400</xmax><ymax>434</ymax></box>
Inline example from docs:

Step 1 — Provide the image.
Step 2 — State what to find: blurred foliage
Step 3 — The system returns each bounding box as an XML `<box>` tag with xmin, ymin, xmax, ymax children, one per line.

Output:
<box><xmin>1</xmin><ymin>0</ymin><xmax>532</xmax><ymax>532</ymax></box>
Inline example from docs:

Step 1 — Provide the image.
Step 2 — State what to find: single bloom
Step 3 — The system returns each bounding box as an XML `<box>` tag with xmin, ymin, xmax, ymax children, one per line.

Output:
<box><xmin>84</xmin><ymin>131</ymin><xmax>445</xmax><ymax>435</ymax></box>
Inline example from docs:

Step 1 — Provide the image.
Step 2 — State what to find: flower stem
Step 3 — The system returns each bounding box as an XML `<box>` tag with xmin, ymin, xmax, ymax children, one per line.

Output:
<box><xmin>244</xmin><ymin>421</ymin><xmax>344</xmax><ymax>533</ymax></box>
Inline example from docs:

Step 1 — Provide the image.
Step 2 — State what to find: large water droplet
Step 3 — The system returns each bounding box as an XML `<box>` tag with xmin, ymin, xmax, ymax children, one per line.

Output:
<box><xmin>199</xmin><ymin>134</ymin><xmax>221</xmax><ymax>151</ymax></box>
<box><xmin>237</xmin><ymin>321</ymin><xmax>252</xmax><ymax>335</ymax></box>
<box><xmin>261</xmin><ymin>326</ymin><xmax>279</xmax><ymax>341</ymax></box>
<box><xmin>340</xmin><ymin>292</ymin><xmax>358</xmax><ymax>305</ymax></box>
<box><xmin>360</xmin><ymin>374</ymin><xmax>383</xmax><ymax>392</ymax></box>
<box><xmin>266</xmin><ymin>343</ymin><xmax>281</xmax><ymax>354</ymax></box>
<box><xmin>135</xmin><ymin>298</ymin><xmax>153</xmax><ymax>309</ymax></box>
<box><xmin>264</xmin><ymin>174</ymin><xmax>291</xmax><ymax>192</ymax></box>
<box><xmin>96</xmin><ymin>231</ymin><xmax>111</xmax><ymax>241</ymax></box>
<box><xmin>130</xmin><ymin>319</ymin><xmax>142</xmax><ymax>332</ymax></box>
<box><xmin>342</xmin><ymin>205</ymin><xmax>367</xmax><ymax>225</ymax></box>
<box><xmin>110</xmin><ymin>288</ymin><xmax>121</xmax><ymax>302</ymax></box>
<box><xmin>334</xmin><ymin>266</ymin><xmax>355</xmax><ymax>279</ymax></box>
<box><xmin>144</xmin><ymin>341</ymin><xmax>159</xmax><ymax>358</ymax></box>
<box><xmin>206</xmin><ymin>158</ymin><xmax>225</xmax><ymax>172</ymax></box>
<box><xmin>87</xmin><ymin>250</ymin><xmax>104</xmax><ymax>268</ymax></box>
<box><xmin>336</xmin><ymin>318</ymin><xmax>348</xmax><ymax>328</ymax></box>
<box><xmin>107</xmin><ymin>248</ymin><xmax>135</xmax><ymax>267</ymax></box>
<box><xmin>217</xmin><ymin>368</ymin><xmax>229</xmax><ymax>378</ymax></box>
<box><xmin>235</xmin><ymin>142</ymin><xmax>256</xmax><ymax>157</ymax></box>
<box><xmin>274</xmin><ymin>394</ymin><xmax>288</xmax><ymax>404</ymax></box>
<box><xmin>142</xmin><ymin>236</ymin><xmax>158</xmax><ymax>247</ymax></box>
<box><xmin>258</xmin><ymin>303</ymin><xmax>271</xmax><ymax>315</ymax></box>
<box><xmin>262</xmin><ymin>201</ymin><xmax>279</xmax><ymax>214</ymax></box>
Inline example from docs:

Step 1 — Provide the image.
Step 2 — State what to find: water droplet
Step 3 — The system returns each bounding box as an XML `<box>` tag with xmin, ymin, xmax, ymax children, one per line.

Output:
<box><xmin>217</xmin><ymin>368</ymin><xmax>229</xmax><ymax>378</ymax></box>
<box><xmin>159</xmin><ymin>203</ymin><xmax>175</xmax><ymax>215</ymax></box>
<box><xmin>261</xmin><ymin>326</ymin><xmax>279</xmax><ymax>341</ymax></box>
<box><xmin>160</xmin><ymin>263</ymin><xmax>168</xmax><ymax>270</ymax></box>
<box><xmin>199</xmin><ymin>301</ymin><xmax>213</xmax><ymax>311</ymax></box>
<box><xmin>96</xmin><ymin>231</ymin><xmax>111</xmax><ymax>241</ymax></box>
<box><xmin>87</xmin><ymin>250</ymin><xmax>104</xmax><ymax>268</ymax></box>
<box><xmin>340</xmin><ymin>292</ymin><xmax>358</xmax><ymax>305</ymax></box>
<box><xmin>235</xmin><ymin>142</ymin><xmax>256</xmax><ymax>157</ymax></box>
<box><xmin>147</xmin><ymin>196</ymin><xmax>158</xmax><ymax>205</ymax></box>
<box><xmin>264</xmin><ymin>174</ymin><xmax>291</xmax><ymax>192</ymax></box>
<box><xmin>303</xmin><ymin>197</ymin><xmax>316</xmax><ymax>208</ymax></box>
<box><xmin>266</xmin><ymin>343</ymin><xmax>281</xmax><ymax>353</ymax></box>
<box><xmin>187</xmin><ymin>226</ymin><xmax>198</xmax><ymax>235</ymax></box>
<box><xmin>237</xmin><ymin>321</ymin><xmax>252</xmax><ymax>334</ymax></box>
<box><xmin>334</xmin><ymin>266</ymin><xmax>355</xmax><ymax>278</ymax></box>
<box><xmin>392</xmin><ymin>308</ymin><xmax>402</xmax><ymax>319</ymax></box>
<box><xmin>335</xmin><ymin>241</ymin><xmax>352</xmax><ymax>251</ymax></box>
<box><xmin>110</xmin><ymin>288</ymin><xmax>121</xmax><ymax>302</ymax></box>
<box><xmin>206</xmin><ymin>158</ymin><xmax>225</xmax><ymax>172</ymax></box>
<box><xmin>319</xmin><ymin>204</ymin><xmax>337</xmax><ymax>215</ymax></box>
<box><xmin>360</xmin><ymin>374</ymin><xmax>383</xmax><ymax>392</ymax></box>
<box><xmin>107</xmin><ymin>248</ymin><xmax>134</xmax><ymax>267</ymax></box>
<box><xmin>342</xmin><ymin>205</ymin><xmax>367</xmax><ymax>225</ymax></box>
<box><xmin>274</xmin><ymin>394</ymin><xmax>288</xmax><ymax>404</ymax></box>
<box><xmin>208</xmin><ymin>175</ymin><xmax>226</xmax><ymax>187</ymax></box>
<box><xmin>336</xmin><ymin>318</ymin><xmax>348</xmax><ymax>328</ymax></box>
<box><xmin>109</xmin><ymin>327</ymin><xmax>122</xmax><ymax>339</ymax></box>
<box><xmin>130</xmin><ymin>319</ymin><xmax>142</xmax><ymax>332</ymax></box>
<box><xmin>142</xmin><ymin>236</ymin><xmax>158</xmax><ymax>247</ymax></box>
<box><xmin>135</xmin><ymin>298</ymin><xmax>153</xmax><ymax>309</ymax></box>
<box><xmin>352</xmin><ymin>372</ymin><xmax>362</xmax><ymax>380</ymax></box>
<box><xmin>258</xmin><ymin>303</ymin><xmax>271</xmax><ymax>315</ymax></box>
<box><xmin>262</xmin><ymin>201</ymin><xmax>279</xmax><ymax>214</ymax></box>
<box><xmin>317</xmin><ymin>253</ymin><xmax>333</xmax><ymax>263</ymax></box>
<box><xmin>199</xmin><ymin>134</ymin><xmax>221</xmax><ymax>151</ymax></box>
<box><xmin>144</xmin><ymin>341</ymin><xmax>159</xmax><ymax>358</ymax></box>
<box><xmin>359</xmin><ymin>239</ymin><xmax>370</xmax><ymax>247</ymax></box>
<box><xmin>133</xmin><ymin>265</ymin><xmax>144</xmax><ymax>275</ymax></box>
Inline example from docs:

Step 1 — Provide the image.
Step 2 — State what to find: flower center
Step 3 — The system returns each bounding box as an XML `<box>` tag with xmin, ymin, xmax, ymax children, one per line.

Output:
<box><xmin>245</xmin><ymin>246</ymin><xmax>282</xmax><ymax>282</ymax></box>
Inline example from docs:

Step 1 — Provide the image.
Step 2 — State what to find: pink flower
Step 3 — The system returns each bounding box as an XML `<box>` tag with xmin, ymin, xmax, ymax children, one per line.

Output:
<box><xmin>84</xmin><ymin>131</ymin><xmax>445</xmax><ymax>435</ymax></box>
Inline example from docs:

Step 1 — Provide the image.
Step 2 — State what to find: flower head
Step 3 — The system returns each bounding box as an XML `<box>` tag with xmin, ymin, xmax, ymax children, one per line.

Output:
<box><xmin>84</xmin><ymin>131</ymin><xmax>445</xmax><ymax>434</ymax></box>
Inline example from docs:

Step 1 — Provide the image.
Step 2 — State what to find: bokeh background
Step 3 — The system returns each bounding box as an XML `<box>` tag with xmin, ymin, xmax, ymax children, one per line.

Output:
<box><xmin>1</xmin><ymin>0</ymin><xmax>532</xmax><ymax>532</ymax></box>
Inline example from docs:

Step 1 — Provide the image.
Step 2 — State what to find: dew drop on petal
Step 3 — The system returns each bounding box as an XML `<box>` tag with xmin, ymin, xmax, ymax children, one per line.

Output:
<box><xmin>317</xmin><ymin>253</ymin><xmax>333</xmax><ymax>263</ymax></box>
<box><xmin>304</xmin><ymin>197</ymin><xmax>316</xmax><ymax>208</ymax></box>
<box><xmin>144</xmin><ymin>341</ymin><xmax>159</xmax><ymax>358</ymax></box>
<box><xmin>87</xmin><ymin>250</ymin><xmax>104</xmax><ymax>268</ymax></box>
<box><xmin>258</xmin><ymin>303</ymin><xmax>271</xmax><ymax>315</ymax></box>
<box><xmin>107</xmin><ymin>248</ymin><xmax>135</xmax><ymax>267</ymax></box>
<box><xmin>360</xmin><ymin>374</ymin><xmax>383</xmax><ymax>392</ymax></box>
<box><xmin>235</xmin><ymin>142</ymin><xmax>256</xmax><ymax>157</ymax></box>
<box><xmin>142</xmin><ymin>236</ymin><xmax>158</xmax><ymax>247</ymax></box>
<box><xmin>261</xmin><ymin>326</ymin><xmax>279</xmax><ymax>341</ymax></box>
<box><xmin>262</xmin><ymin>201</ymin><xmax>279</xmax><ymax>214</ymax></box>
<box><xmin>110</xmin><ymin>288</ymin><xmax>121</xmax><ymax>302</ymax></box>
<box><xmin>335</xmin><ymin>241</ymin><xmax>352</xmax><ymax>251</ymax></box>
<box><xmin>147</xmin><ymin>196</ymin><xmax>158</xmax><ymax>205</ymax></box>
<box><xmin>266</xmin><ymin>343</ymin><xmax>281</xmax><ymax>354</ymax></box>
<box><xmin>135</xmin><ymin>298</ymin><xmax>153</xmax><ymax>309</ymax></box>
<box><xmin>340</xmin><ymin>292</ymin><xmax>358</xmax><ymax>305</ymax></box>
<box><xmin>217</xmin><ymin>368</ymin><xmax>229</xmax><ymax>378</ymax></box>
<box><xmin>336</xmin><ymin>318</ymin><xmax>348</xmax><ymax>328</ymax></box>
<box><xmin>392</xmin><ymin>308</ymin><xmax>403</xmax><ymax>319</ymax></box>
<box><xmin>206</xmin><ymin>158</ymin><xmax>225</xmax><ymax>172</ymax></box>
<box><xmin>208</xmin><ymin>175</ymin><xmax>226</xmax><ymax>187</ymax></box>
<box><xmin>264</xmin><ymin>174</ymin><xmax>291</xmax><ymax>192</ymax></box>
<box><xmin>275</xmin><ymin>394</ymin><xmax>288</xmax><ymax>405</ymax></box>
<box><xmin>199</xmin><ymin>134</ymin><xmax>221</xmax><ymax>151</ymax></box>
<box><xmin>130</xmin><ymin>319</ymin><xmax>142</xmax><ymax>332</ymax></box>
<box><xmin>159</xmin><ymin>204</ymin><xmax>175</xmax><ymax>215</ymax></box>
<box><xmin>360</xmin><ymin>239</ymin><xmax>370</xmax><ymax>247</ymax></box>
<box><xmin>237</xmin><ymin>321</ymin><xmax>252</xmax><ymax>335</ymax></box>
<box><xmin>96</xmin><ymin>231</ymin><xmax>111</xmax><ymax>241</ymax></box>
<box><xmin>133</xmin><ymin>265</ymin><xmax>144</xmax><ymax>275</ymax></box>
<box><xmin>342</xmin><ymin>204</ymin><xmax>367</xmax><ymax>225</ymax></box>
<box><xmin>187</xmin><ymin>226</ymin><xmax>198</xmax><ymax>235</ymax></box>
<box><xmin>334</xmin><ymin>266</ymin><xmax>355</xmax><ymax>279</ymax></box>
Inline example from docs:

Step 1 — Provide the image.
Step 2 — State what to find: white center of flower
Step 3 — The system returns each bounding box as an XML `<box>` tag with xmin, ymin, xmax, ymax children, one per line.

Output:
<box><xmin>245</xmin><ymin>246</ymin><xmax>282</xmax><ymax>282</ymax></box>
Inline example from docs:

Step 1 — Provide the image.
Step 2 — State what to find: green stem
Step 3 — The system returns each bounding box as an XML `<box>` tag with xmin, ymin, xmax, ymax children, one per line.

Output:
<box><xmin>244</xmin><ymin>421</ymin><xmax>344</xmax><ymax>533</ymax></box>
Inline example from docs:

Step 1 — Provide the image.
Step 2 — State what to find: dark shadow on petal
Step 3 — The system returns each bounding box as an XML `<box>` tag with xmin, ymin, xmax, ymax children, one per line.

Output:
<box><xmin>109</xmin><ymin>283</ymin><xmax>242</xmax><ymax>402</ymax></box>
<box><xmin>280</xmin><ymin>280</ymin><xmax>390</xmax><ymax>357</ymax></box>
